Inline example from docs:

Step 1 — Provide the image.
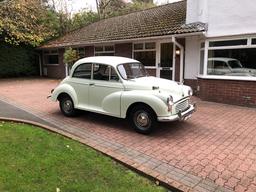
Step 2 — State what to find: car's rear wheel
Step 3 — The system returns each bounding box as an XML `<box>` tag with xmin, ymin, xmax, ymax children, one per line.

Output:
<box><xmin>59</xmin><ymin>95</ymin><xmax>77</xmax><ymax>117</ymax></box>
<box><xmin>128</xmin><ymin>105</ymin><xmax>156</xmax><ymax>134</ymax></box>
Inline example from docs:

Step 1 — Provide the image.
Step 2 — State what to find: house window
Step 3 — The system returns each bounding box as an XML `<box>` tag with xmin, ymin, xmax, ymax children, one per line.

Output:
<box><xmin>94</xmin><ymin>45</ymin><xmax>114</xmax><ymax>56</ymax></box>
<box><xmin>75</xmin><ymin>47</ymin><xmax>85</xmax><ymax>59</ymax></box>
<box><xmin>207</xmin><ymin>48</ymin><xmax>256</xmax><ymax>76</ymax></box>
<box><xmin>44</xmin><ymin>49</ymin><xmax>59</xmax><ymax>65</ymax></box>
<box><xmin>200</xmin><ymin>38</ymin><xmax>256</xmax><ymax>78</ymax></box>
<box><xmin>251</xmin><ymin>38</ymin><xmax>256</xmax><ymax>45</ymax></box>
<box><xmin>133</xmin><ymin>42</ymin><xmax>156</xmax><ymax>67</ymax></box>
<box><xmin>209</xmin><ymin>39</ymin><xmax>247</xmax><ymax>47</ymax></box>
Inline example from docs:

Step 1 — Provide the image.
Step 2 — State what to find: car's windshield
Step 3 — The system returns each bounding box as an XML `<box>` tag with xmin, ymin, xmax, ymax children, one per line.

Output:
<box><xmin>117</xmin><ymin>62</ymin><xmax>148</xmax><ymax>80</ymax></box>
<box><xmin>228</xmin><ymin>60</ymin><xmax>243</xmax><ymax>68</ymax></box>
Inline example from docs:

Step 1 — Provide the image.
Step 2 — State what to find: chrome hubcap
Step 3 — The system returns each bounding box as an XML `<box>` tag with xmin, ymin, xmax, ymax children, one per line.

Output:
<box><xmin>63</xmin><ymin>100</ymin><xmax>72</xmax><ymax>112</ymax></box>
<box><xmin>136</xmin><ymin>112</ymin><xmax>149</xmax><ymax>127</ymax></box>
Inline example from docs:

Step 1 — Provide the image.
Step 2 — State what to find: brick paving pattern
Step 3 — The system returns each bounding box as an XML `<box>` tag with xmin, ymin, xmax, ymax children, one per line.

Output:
<box><xmin>0</xmin><ymin>78</ymin><xmax>256</xmax><ymax>192</ymax></box>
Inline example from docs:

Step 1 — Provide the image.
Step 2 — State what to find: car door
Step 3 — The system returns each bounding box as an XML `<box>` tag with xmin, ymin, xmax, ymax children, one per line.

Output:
<box><xmin>213</xmin><ymin>60</ymin><xmax>230</xmax><ymax>75</ymax></box>
<box><xmin>88</xmin><ymin>63</ymin><xmax>124</xmax><ymax>117</ymax></box>
<box><xmin>69</xmin><ymin>63</ymin><xmax>92</xmax><ymax>108</ymax></box>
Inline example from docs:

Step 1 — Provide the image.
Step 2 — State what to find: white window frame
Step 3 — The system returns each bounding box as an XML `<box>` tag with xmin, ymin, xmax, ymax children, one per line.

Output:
<box><xmin>132</xmin><ymin>42</ymin><xmax>156</xmax><ymax>69</ymax></box>
<box><xmin>199</xmin><ymin>36</ymin><xmax>256</xmax><ymax>81</ymax></box>
<box><xmin>94</xmin><ymin>45</ymin><xmax>115</xmax><ymax>56</ymax></box>
<box><xmin>43</xmin><ymin>49</ymin><xmax>59</xmax><ymax>66</ymax></box>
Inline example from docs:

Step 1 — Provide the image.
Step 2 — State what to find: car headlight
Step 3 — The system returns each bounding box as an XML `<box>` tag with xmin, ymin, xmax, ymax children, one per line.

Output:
<box><xmin>167</xmin><ymin>95</ymin><xmax>173</xmax><ymax>112</ymax></box>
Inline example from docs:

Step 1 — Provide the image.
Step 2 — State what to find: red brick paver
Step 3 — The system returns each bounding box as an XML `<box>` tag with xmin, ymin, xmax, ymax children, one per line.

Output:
<box><xmin>1</xmin><ymin>78</ymin><xmax>256</xmax><ymax>192</ymax></box>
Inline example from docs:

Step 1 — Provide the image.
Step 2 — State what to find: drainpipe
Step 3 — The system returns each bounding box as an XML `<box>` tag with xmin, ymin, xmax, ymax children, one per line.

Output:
<box><xmin>65</xmin><ymin>63</ymin><xmax>69</xmax><ymax>77</ymax></box>
<box><xmin>172</xmin><ymin>36</ymin><xmax>184</xmax><ymax>84</ymax></box>
<box><xmin>35</xmin><ymin>52</ymin><xmax>42</xmax><ymax>76</ymax></box>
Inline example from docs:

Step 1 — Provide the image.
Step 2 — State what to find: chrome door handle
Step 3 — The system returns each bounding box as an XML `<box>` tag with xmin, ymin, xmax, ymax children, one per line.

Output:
<box><xmin>89</xmin><ymin>83</ymin><xmax>95</xmax><ymax>86</ymax></box>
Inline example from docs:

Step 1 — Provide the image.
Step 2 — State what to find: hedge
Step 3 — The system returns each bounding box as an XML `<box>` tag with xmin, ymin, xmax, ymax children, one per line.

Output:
<box><xmin>0</xmin><ymin>42</ymin><xmax>39</xmax><ymax>78</ymax></box>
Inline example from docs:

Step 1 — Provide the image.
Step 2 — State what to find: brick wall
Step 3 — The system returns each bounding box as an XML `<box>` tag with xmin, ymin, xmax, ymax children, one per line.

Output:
<box><xmin>185</xmin><ymin>78</ymin><xmax>256</xmax><ymax>107</ymax></box>
<box><xmin>184</xmin><ymin>79</ymin><xmax>198</xmax><ymax>95</ymax></box>
<box><xmin>85</xmin><ymin>46</ymin><xmax>94</xmax><ymax>57</ymax></box>
<box><xmin>42</xmin><ymin>48</ymin><xmax>65</xmax><ymax>79</ymax></box>
<box><xmin>115</xmin><ymin>43</ymin><xmax>132</xmax><ymax>58</ymax></box>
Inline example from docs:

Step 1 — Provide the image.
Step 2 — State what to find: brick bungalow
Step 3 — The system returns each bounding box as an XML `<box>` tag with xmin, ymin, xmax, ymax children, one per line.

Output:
<box><xmin>39</xmin><ymin>0</ymin><xmax>256</xmax><ymax>107</ymax></box>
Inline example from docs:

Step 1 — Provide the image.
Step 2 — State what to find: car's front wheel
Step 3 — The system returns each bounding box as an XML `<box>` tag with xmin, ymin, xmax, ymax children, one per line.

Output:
<box><xmin>129</xmin><ymin>105</ymin><xmax>156</xmax><ymax>134</ymax></box>
<box><xmin>59</xmin><ymin>95</ymin><xmax>77</xmax><ymax>117</ymax></box>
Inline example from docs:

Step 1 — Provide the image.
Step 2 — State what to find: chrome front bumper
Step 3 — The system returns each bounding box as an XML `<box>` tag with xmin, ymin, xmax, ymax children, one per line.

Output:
<box><xmin>157</xmin><ymin>103</ymin><xmax>196</xmax><ymax>122</ymax></box>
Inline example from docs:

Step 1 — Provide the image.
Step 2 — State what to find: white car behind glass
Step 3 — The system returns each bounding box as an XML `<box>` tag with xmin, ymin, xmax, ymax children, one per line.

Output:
<box><xmin>208</xmin><ymin>57</ymin><xmax>256</xmax><ymax>76</ymax></box>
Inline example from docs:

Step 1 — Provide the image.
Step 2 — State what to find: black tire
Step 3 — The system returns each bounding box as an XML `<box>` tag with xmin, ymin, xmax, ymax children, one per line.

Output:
<box><xmin>59</xmin><ymin>95</ymin><xmax>77</xmax><ymax>117</ymax></box>
<box><xmin>128</xmin><ymin>105</ymin><xmax>156</xmax><ymax>134</ymax></box>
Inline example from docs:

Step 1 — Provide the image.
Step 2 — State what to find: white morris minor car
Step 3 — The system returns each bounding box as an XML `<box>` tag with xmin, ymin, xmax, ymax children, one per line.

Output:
<box><xmin>49</xmin><ymin>56</ymin><xmax>196</xmax><ymax>134</ymax></box>
<box><xmin>208</xmin><ymin>57</ymin><xmax>256</xmax><ymax>76</ymax></box>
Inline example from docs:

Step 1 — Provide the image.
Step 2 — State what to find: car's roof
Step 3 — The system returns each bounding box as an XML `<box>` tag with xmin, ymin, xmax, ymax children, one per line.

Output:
<box><xmin>208</xmin><ymin>57</ymin><xmax>238</xmax><ymax>62</ymax></box>
<box><xmin>75</xmin><ymin>56</ymin><xmax>139</xmax><ymax>67</ymax></box>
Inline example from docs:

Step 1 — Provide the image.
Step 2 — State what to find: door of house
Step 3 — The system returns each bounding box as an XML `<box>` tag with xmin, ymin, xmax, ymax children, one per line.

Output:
<box><xmin>159</xmin><ymin>42</ymin><xmax>174</xmax><ymax>80</ymax></box>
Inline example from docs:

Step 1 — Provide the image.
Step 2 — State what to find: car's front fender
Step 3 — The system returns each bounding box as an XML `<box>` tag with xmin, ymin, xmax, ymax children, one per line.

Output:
<box><xmin>120</xmin><ymin>90</ymin><xmax>169</xmax><ymax>118</ymax></box>
<box><xmin>50</xmin><ymin>84</ymin><xmax>78</xmax><ymax>106</ymax></box>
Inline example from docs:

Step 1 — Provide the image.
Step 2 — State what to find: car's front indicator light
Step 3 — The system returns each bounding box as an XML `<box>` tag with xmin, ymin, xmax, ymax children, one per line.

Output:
<box><xmin>188</xmin><ymin>88</ymin><xmax>193</xmax><ymax>97</ymax></box>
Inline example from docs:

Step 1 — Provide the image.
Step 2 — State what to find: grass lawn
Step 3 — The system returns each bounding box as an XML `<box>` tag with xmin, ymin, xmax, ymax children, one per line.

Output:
<box><xmin>0</xmin><ymin>121</ymin><xmax>166</xmax><ymax>192</ymax></box>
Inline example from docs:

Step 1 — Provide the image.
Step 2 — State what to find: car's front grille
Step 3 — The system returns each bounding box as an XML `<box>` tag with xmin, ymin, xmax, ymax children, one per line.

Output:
<box><xmin>175</xmin><ymin>99</ymin><xmax>189</xmax><ymax>113</ymax></box>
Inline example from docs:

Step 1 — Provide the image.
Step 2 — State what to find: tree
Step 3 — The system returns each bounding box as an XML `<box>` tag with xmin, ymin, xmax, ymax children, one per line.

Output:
<box><xmin>95</xmin><ymin>0</ymin><xmax>155</xmax><ymax>19</ymax></box>
<box><xmin>47</xmin><ymin>0</ymin><xmax>73</xmax><ymax>35</ymax></box>
<box><xmin>63</xmin><ymin>47</ymin><xmax>78</xmax><ymax>65</ymax></box>
<box><xmin>71</xmin><ymin>10</ymin><xmax>99</xmax><ymax>30</ymax></box>
<box><xmin>0</xmin><ymin>0</ymin><xmax>58</xmax><ymax>46</ymax></box>
<box><xmin>96</xmin><ymin>0</ymin><xmax>126</xmax><ymax>19</ymax></box>
<box><xmin>63</xmin><ymin>47</ymin><xmax>78</xmax><ymax>76</ymax></box>
<box><xmin>133</xmin><ymin>0</ymin><xmax>153</xmax><ymax>3</ymax></box>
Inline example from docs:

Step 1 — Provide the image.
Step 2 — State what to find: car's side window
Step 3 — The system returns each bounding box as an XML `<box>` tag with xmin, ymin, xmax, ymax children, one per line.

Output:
<box><xmin>93</xmin><ymin>64</ymin><xmax>119</xmax><ymax>81</ymax></box>
<box><xmin>73</xmin><ymin>63</ymin><xmax>92</xmax><ymax>79</ymax></box>
<box><xmin>104</xmin><ymin>66</ymin><xmax>120</xmax><ymax>81</ymax></box>
<box><xmin>214</xmin><ymin>61</ymin><xmax>228</xmax><ymax>69</ymax></box>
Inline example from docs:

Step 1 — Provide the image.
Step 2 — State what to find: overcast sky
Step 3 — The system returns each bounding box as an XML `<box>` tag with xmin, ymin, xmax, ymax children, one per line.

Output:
<box><xmin>68</xmin><ymin>0</ymin><xmax>181</xmax><ymax>13</ymax></box>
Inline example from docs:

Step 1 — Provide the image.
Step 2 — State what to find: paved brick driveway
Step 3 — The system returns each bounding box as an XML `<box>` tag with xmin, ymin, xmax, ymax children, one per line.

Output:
<box><xmin>0</xmin><ymin>78</ymin><xmax>256</xmax><ymax>192</ymax></box>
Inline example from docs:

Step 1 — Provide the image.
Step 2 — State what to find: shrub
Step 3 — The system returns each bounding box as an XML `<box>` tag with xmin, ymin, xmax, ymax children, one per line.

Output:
<box><xmin>0</xmin><ymin>42</ymin><xmax>39</xmax><ymax>78</ymax></box>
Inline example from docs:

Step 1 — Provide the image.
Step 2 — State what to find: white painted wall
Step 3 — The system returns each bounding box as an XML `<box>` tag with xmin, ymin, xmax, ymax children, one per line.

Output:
<box><xmin>186</xmin><ymin>0</ymin><xmax>256</xmax><ymax>37</ymax></box>
<box><xmin>184</xmin><ymin>36</ymin><xmax>201</xmax><ymax>79</ymax></box>
<box><xmin>186</xmin><ymin>0</ymin><xmax>208</xmax><ymax>24</ymax></box>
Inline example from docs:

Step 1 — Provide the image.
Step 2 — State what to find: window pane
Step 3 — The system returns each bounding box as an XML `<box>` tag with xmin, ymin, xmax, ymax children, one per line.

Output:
<box><xmin>160</xmin><ymin>43</ymin><xmax>173</xmax><ymax>67</ymax></box>
<box><xmin>252</xmin><ymin>38</ymin><xmax>256</xmax><ymax>45</ymax></box>
<box><xmin>73</xmin><ymin>63</ymin><xmax>92</xmax><ymax>79</ymax></box>
<box><xmin>207</xmin><ymin>48</ymin><xmax>256</xmax><ymax>76</ymax></box>
<box><xmin>95</xmin><ymin>52</ymin><xmax>114</xmax><ymax>56</ymax></box>
<box><xmin>93</xmin><ymin>64</ymin><xmax>110</xmax><ymax>81</ymax></box>
<box><xmin>160</xmin><ymin>69</ymin><xmax>172</xmax><ymax>80</ymax></box>
<box><xmin>200</xmin><ymin>42</ymin><xmax>205</xmax><ymax>48</ymax></box>
<box><xmin>134</xmin><ymin>51</ymin><xmax>156</xmax><ymax>66</ymax></box>
<box><xmin>145</xmin><ymin>42</ymin><xmax>156</xmax><ymax>49</ymax></box>
<box><xmin>50</xmin><ymin>49</ymin><xmax>58</xmax><ymax>54</ymax></box>
<box><xmin>104</xmin><ymin>67</ymin><xmax>119</xmax><ymax>81</ymax></box>
<box><xmin>95</xmin><ymin>46</ymin><xmax>103</xmax><ymax>52</ymax></box>
<box><xmin>105</xmin><ymin>45</ymin><xmax>114</xmax><ymax>52</ymax></box>
<box><xmin>78</xmin><ymin>48</ymin><xmax>85</xmax><ymax>58</ymax></box>
<box><xmin>134</xmin><ymin>43</ymin><xmax>143</xmax><ymax>50</ymax></box>
<box><xmin>200</xmin><ymin>50</ymin><xmax>204</xmax><ymax>74</ymax></box>
<box><xmin>209</xmin><ymin>39</ymin><xmax>247</xmax><ymax>47</ymax></box>
<box><xmin>44</xmin><ymin>55</ymin><xmax>59</xmax><ymax>65</ymax></box>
